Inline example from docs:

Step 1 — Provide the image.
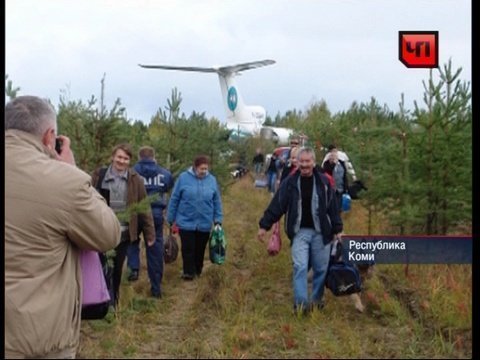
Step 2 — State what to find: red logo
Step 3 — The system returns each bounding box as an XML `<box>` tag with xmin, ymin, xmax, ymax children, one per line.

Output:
<box><xmin>399</xmin><ymin>31</ymin><xmax>438</xmax><ymax>68</ymax></box>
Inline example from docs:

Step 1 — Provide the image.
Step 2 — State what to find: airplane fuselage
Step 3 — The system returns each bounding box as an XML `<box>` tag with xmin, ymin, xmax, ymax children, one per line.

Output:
<box><xmin>139</xmin><ymin>60</ymin><xmax>294</xmax><ymax>144</ymax></box>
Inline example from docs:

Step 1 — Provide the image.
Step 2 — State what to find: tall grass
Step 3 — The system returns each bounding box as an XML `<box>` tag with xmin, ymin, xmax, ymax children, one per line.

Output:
<box><xmin>77</xmin><ymin>175</ymin><xmax>471</xmax><ymax>359</ymax></box>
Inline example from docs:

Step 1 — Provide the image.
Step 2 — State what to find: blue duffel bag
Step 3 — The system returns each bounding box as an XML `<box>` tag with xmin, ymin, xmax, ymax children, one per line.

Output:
<box><xmin>326</xmin><ymin>241</ymin><xmax>361</xmax><ymax>296</ymax></box>
<box><xmin>326</xmin><ymin>261</ymin><xmax>362</xmax><ymax>296</ymax></box>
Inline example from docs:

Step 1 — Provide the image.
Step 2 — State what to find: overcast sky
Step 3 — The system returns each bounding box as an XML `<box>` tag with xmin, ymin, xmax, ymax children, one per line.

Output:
<box><xmin>6</xmin><ymin>0</ymin><xmax>471</xmax><ymax>124</ymax></box>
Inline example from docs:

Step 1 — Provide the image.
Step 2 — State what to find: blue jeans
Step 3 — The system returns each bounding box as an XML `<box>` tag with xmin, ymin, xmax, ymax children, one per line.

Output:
<box><xmin>266</xmin><ymin>171</ymin><xmax>277</xmax><ymax>193</ymax></box>
<box><xmin>127</xmin><ymin>207</ymin><xmax>164</xmax><ymax>296</ymax></box>
<box><xmin>254</xmin><ymin>163</ymin><xmax>263</xmax><ymax>174</ymax></box>
<box><xmin>291</xmin><ymin>228</ymin><xmax>331</xmax><ymax>309</ymax></box>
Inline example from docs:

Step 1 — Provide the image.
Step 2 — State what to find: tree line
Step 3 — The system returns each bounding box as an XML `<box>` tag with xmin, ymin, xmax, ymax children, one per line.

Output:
<box><xmin>5</xmin><ymin>60</ymin><xmax>471</xmax><ymax>235</ymax></box>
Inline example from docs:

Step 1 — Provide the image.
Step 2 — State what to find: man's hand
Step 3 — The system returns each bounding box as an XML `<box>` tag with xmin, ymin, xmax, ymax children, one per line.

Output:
<box><xmin>54</xmin><ymin>135</ymin><xmax>76</xmax><ymax>166</ymax></box>
<box><xmin>257</xmin><ymin>228</ymin><xmax>267</xmax><ymax>242</ymax></box>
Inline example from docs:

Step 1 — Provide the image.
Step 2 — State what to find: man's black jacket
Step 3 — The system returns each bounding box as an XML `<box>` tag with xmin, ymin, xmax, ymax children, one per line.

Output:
<box><xmin>259</xmin><ymin>168</ymin><xmax>343</xmax><ymax>245</ymax></box>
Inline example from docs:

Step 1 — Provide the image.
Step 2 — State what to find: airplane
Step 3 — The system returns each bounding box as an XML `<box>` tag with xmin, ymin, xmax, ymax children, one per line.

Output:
<box><xmin>138</xmin><ymin>59</ymin><xmax>294</xmax><ymax>144</ymax></box>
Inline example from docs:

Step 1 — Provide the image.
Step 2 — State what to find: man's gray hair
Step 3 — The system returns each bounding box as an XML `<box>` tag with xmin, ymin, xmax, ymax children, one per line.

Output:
<box><xmin>297</xmin><ymin>146</ymin><xmax>316</xmax><ymax>161</ymax></box>
<box><xmin>5</xmin><ymin>96</ymin><xmax>57</xmax><ymax>136</ymax></box>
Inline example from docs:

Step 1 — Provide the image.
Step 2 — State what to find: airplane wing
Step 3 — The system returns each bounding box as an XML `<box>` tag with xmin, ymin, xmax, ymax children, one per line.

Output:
<box><xmin>138</xmin><ymin>60</ymin><xmax>275</xmax><ymax>75</ymax></box>
<box><xmin>218</xmin><ymin>60</ymin><xmax>275</xmax><ymax>75</ymax></box>
<box><xmin>138</xmin><ymin>64</ymin><xmax>217</xmax><ymax>73</ymax></box>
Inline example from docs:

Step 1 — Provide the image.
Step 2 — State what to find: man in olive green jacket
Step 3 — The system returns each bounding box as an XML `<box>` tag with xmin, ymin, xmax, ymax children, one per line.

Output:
<box><xmin>5</xmin><ymin>96</ymin><xmax>121</xmax><ymax>359</ymax></box>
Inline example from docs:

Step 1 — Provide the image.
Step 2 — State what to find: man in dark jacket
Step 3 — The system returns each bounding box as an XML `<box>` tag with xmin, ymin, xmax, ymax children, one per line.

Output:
<box><xmin>258</xmin><ymin>147</ymin><xmax>343</xmax><ymax>313</ymax></box>
<box><xmin>127</xmin><ymin>146</ymin><xmax>174</xmax><ymax>298</ymax></box>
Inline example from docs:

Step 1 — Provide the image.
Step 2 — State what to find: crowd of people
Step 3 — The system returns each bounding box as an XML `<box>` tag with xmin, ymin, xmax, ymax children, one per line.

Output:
<box><xmin>5</xmin><ymin>95</ymin><xmax>359</xmax><ymax>358</ymax></box>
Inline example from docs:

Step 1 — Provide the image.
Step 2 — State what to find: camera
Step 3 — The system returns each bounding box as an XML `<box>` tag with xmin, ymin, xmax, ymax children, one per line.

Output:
<box><xmin>55</xmin><ymin>138</ymin><xmax>63</xmax><ymax>154</ymax></box>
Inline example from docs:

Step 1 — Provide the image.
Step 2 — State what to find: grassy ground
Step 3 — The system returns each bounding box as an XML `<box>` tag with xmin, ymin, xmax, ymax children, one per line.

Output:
<box><xmin>77</xmin><ymin>175</ymin><xmax>472</xmax><ymax>359</ymax></box>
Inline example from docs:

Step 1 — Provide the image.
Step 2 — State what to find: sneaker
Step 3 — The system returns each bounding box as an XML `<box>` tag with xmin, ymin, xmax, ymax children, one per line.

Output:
<box><xmin>181</xmin><ymin>273</ymin><xmax>195</xmax><ymax>281</ymax></box>
<box><xmin>128</xmin><ymin>270</ymin><xmax>139</xmax><ymax>282</ymax></box>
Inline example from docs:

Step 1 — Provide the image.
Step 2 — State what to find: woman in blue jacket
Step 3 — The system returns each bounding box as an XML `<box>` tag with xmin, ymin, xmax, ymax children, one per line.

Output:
<box><xmin>167</xmin><ymin>155</ymin><xmax>223</xmax><ymax>280</ymax></box>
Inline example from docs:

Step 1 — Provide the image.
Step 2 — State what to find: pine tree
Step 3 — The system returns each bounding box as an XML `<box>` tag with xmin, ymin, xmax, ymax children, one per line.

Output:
<box><xmin>409</xmin><ymin>61</ymin><xmax>471</xmax><ymax>234</ymax></box>
<box><xmin>5</xmin><ymin>74</ymin><xmax>21</xmax><ymax>100</ymax></box>
<box><xmin>147</xmin><ymin>88</ymin><xmax>232</xmax><ymax>185</ymax></box>
<box><xmin>57</xmin><ymin>74</ymin><xmax>130</xmax><ymax>172</ymax></box>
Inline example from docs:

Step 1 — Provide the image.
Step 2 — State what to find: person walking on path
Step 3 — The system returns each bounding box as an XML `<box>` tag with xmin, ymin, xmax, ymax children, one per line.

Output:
<box><xmin>257</xmin><ymin>147</ymin><xmax>343</xmax><ymax>314</ymax></box>
<box><xmin>126</xmin><ymin>146</ymin><xmax>174</xmax><ymax>299</ymax></box>
<box><xmin>167</xmin><ymin>155</ymin><xmax>223</xmax><ymax>280</ymax></box>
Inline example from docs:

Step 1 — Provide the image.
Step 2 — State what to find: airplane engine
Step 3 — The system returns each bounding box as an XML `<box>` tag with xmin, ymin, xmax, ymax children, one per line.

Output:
<box><xmin>260</xmin><ymin>127</ymin><xmax>279</xmax><ymax>142</ymax></box>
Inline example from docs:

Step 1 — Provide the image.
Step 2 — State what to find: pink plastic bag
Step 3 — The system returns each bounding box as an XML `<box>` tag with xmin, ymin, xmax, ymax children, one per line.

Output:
<box><xmin>80</xmin><ymin>250</ymin><xmax>110</xmax><ymax>306</ymax></box>
<box><xmin>267</xmin><ymin>222</ymin><xmax>282</xmax><ymax>256</ymax></box>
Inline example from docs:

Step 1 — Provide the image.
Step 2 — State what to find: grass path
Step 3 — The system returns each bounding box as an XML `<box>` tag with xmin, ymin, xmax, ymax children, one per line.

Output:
<box><xmin>78</xmin><ymin>174</ymin><xmax>472</xmax><ymax>358</ymax></box>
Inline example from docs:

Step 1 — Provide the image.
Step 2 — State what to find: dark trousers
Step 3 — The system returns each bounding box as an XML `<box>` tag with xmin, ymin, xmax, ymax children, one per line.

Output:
<box><xmin>127</xmin><ymin>208</ymin><xmax>164</xmax><ymax>296</ymax></box>
<box><xmin>111</xmin><ymin>240</ymin><xmax>130</xmax><ymax>307</ymax></box>
<box><xmin>179</xmin><ymin>229</ymin><xmax>210</xmax><ymax>277</ymax></box>
<box><xmin>335</xmin><ymin>191</ymin><xmax>343</xmax><ymax>213</ymax></box>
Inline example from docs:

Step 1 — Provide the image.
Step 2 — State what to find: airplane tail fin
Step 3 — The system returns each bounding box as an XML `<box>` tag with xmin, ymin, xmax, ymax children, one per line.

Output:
<box><xmin>215</xmin><ymin>60</ymin><xmax>274</xmax><ymax>126</ymax></box>
<box><xmin>218</xmin><ymin>72</ymin><xmax>246</xmax><ymax>122</ymax></box>
<box><xmin>139</xmin><ymin>60</ymin><xmax>275</xmax><ymax>129</ymax></box>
